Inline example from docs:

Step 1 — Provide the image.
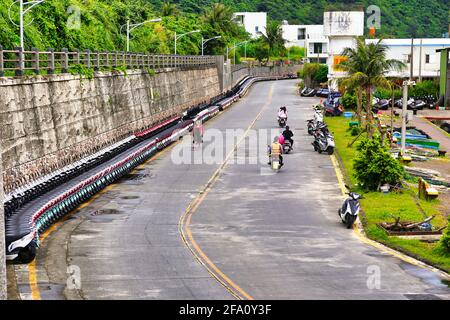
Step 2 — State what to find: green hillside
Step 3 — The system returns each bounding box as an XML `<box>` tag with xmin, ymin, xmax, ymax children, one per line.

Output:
<box><xmin>0</xmin><ymin>0</ymin><xmax>247</xmax><ymax>54</ymax></box>
<box><xmin>0</xmin><ymin>0</ymin><xmax>448</xmax><ymax>54</ymax></box>
<box><xmin>170</xmin><ymin>0</ymin><xmax>450</xmax><ymax>38</ymax></box>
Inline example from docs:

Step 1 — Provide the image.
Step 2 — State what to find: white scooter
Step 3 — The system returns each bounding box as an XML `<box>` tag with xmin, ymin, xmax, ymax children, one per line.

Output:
<box><xmin>278</xmin><ymin>115</ymin><xmax>287</xmax><ymax>127</ymax></box>
<box><xmin>338</xmin><ymin>191</ymin><xmax>363</xmax><ymax>229</ymax></box>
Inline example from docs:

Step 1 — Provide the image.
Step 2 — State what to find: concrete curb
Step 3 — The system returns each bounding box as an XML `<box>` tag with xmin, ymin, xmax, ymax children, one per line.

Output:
<box><xmin>329</xmin><ymin>153</ymin><xmax>450</xmax><ymax>280</ymax></box>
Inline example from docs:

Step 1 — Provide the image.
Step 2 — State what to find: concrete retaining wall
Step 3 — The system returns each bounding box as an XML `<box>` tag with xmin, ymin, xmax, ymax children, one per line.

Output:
<box><xmin>0</xmin><ymin>62</ymin><xmax>300</xmax><ymax>193</ymax></box>
<box><xmin>0</xmin><ymin>67</ymin><xmax>220</xmax><ymax>193</ymax></box>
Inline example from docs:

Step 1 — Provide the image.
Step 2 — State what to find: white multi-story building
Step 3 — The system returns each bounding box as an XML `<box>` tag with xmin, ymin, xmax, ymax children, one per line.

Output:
<box><xmin>281</xmin><ymin>23</ymin><xmax>328</xmax><ymax>63</ymax></box>
<box><xmin>233</xmin><ymin>12</ymin><xmax>267</xmax><ymax>38</ymax></box>
<box><xmin>234</xmin><ymin>10</ymin><xmax>449</xmax><ymax>87</ymax></box>
<box><xmin>324</xmin><ymin>11</ymin><xmax>365</xmax><ymax>90</ymax></box>
<box><xmin>365</xmin><ymin>38</ymin><xmax>450</xmax><ymax>79</ymax></box>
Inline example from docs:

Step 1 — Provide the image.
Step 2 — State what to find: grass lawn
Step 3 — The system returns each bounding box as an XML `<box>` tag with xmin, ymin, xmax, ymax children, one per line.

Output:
<box><xmin>326</xmin><ymin>116</ymin><xmax>450</xmax><ymax>273</ymax></box>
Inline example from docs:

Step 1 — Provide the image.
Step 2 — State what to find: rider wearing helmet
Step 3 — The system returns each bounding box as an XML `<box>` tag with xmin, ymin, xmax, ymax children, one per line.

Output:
<box><xmin>268</xmin><ymin>136</ymin><xmax>284</xmax><ymax>167</ymax></box>
<box><xmin>282</xmin><ymin>126</ymin><xmax>294</xmax><ymax>147</ymax></box>
<box><xmin>278</xmin><ymin>106</ymin><xmax>288</xmax><ymax>120</ymax></box>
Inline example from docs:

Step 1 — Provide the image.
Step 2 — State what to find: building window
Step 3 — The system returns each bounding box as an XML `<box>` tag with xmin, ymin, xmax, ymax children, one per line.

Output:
<box><xmin>313</xmin><ymin>43</ymin><xmax>323</xmax><ymax>54</ymax></box>
<box><xmin>297</xmin><ymin>28</ymin><xmax>306</xmax><ymax>40</ymax></box>
<box><xmin>425</xmin><ymin>54</ymin><xmax>430</xmax><ymax>64</ymax></box>
<box><xmin>255</xmin><ymin>26</ymin><xmax>259</xmax><ymax>33</ymax></box>
<box><xmin>407</xmin><ymin>54</ymin><xmax>411</xmax><ymax>63</ymax></box>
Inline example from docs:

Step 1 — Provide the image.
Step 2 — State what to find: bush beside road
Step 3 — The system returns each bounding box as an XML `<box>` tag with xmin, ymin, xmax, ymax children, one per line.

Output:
<box><xmin>326</xmin><ymin>116</ymin><xmax>450</xmax><ymax>273</ymax></box>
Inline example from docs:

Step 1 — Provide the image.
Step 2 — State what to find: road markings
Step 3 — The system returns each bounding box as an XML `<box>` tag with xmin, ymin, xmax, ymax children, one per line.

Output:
<box><xmin>329</xmin><ymin>153</ymin><xmax>450</xmax><ymax>280</ymax></box>
<box><xmin>179</xmin><ymin>84</ymin><xmax>275</xmax><ymax>300</ymax></box>
<box><xmin>27</xmin><ymin>143</ymin><xmax>177</xmax><ymax>300</ymax></box>
<box><xmin>330</xmin><ymin>154</ymin><xmax>347</xmax><ymax>197</ymax></box>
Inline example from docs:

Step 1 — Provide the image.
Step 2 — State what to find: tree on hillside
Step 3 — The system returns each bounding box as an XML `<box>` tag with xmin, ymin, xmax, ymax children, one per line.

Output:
<box><xmin>202</xmin><ymin>3</ymin><xmax>234</xmax><ymax>30</ymax></box>
<box><xmin>161</xmin><ymin>2</ymin><xmax>179</xmax><ymax>17</ymax></box>
<box><xmin>260</xmin><ymin>20</ymin><xmax>285</xmax><ymax>56</ymax></box>
<box><xmin>338</xmin><ymin>37</ymin><xmax>405</xmax><ymax>138</ymax></box>
<box><xmin>201</xmin><ymin>3</ymin><xmax>249</xmax><ymax>55</ymax></box>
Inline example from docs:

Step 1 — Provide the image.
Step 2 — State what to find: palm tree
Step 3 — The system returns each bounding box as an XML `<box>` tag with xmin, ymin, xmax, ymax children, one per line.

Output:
<box><xmin>338</xmin><ymin>37</ymin><xmax>406</xmax><ymax>138</ymax></box>
<box><xmin>161</xmin><ymin>2</ymin><xmax>178</xmax><ymax>17</ymax></box>
<box><xmin>203</xmin><ymin>3</ymin><xmax>234</xmax><ymax>29</ymax></box>
<box><xmin>260</xmin><ymin>20</ymin><xmax>285</xmax><ymax>56</ymax></box>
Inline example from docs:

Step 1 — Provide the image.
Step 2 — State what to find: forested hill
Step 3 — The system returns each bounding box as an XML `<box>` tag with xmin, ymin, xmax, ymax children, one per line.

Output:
<box><xmin>164</xmin><ymin>0</ymin><xmax>449</xmax><ymax>38</ymax></box>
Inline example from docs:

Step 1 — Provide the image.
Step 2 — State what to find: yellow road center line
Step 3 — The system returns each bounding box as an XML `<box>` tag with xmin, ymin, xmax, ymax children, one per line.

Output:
<box><xmin>28</xmin><ymin>141</ymin><xmax>177</xmax><ymax>300</ymax></box>
<box><xmin>179</xmin><ymin>84</ymin><xmax>274</xmax><ymax>300</ymax></box>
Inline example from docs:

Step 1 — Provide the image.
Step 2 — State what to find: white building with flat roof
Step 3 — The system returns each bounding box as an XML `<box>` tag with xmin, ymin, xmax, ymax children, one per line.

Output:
<box><xmin>281</xmin><ymin>23</ymin><xmax>328</xmax><ymax>63</ymax></box>
<box><xmin>233</xmin><ymin>12</ymin><xmax>267</xmax><ymax>38</ymax></box>
<box><xmin>365</xmin><ymin>38</ymin><xmax>450</xmax><ymax>79</ymax></box>
<box><xmin>324</xmin><ymin>11</ymin><xmax>365</xmax><ymax>89</ymax></box>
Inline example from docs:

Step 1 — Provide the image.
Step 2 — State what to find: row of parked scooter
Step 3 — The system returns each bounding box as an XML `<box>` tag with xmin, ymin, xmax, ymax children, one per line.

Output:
<box><xmin>302</xmin><ymin>86</ymin><xmax>438</xmax><ymax>112</ymax></box>
<box><xmin>307</xmin><ymin>105</ymin><xmax>335</xmax><ymax>155</ymax></box>
<box><xmin>374</xmin><ymin>95</ymin><xmax>437</xmax><ymax>111</ymax></box>
<box><xmin>300</xmin><ymin>87</ymin><xmax>330</xmax><ymax>98</ymax></box>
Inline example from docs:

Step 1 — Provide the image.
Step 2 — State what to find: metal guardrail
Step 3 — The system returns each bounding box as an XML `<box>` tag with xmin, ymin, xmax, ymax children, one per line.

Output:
<box><xmin>0</xmin><ymin>46</ymin><xmax>217</xmax><ymax>76</ymax></box>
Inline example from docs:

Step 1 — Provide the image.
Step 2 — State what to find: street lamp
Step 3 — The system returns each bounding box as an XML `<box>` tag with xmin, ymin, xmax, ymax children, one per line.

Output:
<box><xmin>174</xmin><ymin>30</ymin><xmax>201</xmax><ymax>55</ymax></box>
<box><xmin>8</xmin><ymin>0</ymin><xmax>45</xmax><ymax>50</ymax></box>
<box><xmin>121</xmin><ymin>18</ymin><xmax>162</xmax><ymax>52</ymax></box>
<box><xmin>285</xmin><ymin>40</ymin><xmax>296</xmax><ymax>64</ymax></box>
<box><xmin>228</xmin><ymin>41</ymin><xmax>249</xmax><ymax>65</ymax></box>
<box><xmin>201</xmin><ymin>36</ymin><xmax>221</xmax><ymax>56</ymax></box>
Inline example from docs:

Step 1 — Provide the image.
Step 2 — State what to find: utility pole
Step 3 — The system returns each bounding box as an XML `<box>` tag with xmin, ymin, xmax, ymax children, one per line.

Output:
<box><xmin>418</xmin><ymin>39</ymin><xmax>423</xmax><ymax>82</ymax></box>
<box><xmin>401</xmin><ymin>80</ymin><xmax>416</xmax><ymax>155</ymax></box>
<box><xmin>410</xmin><ymin>38</ymin><xmax>414</xmax><ymax>80</ymax></box>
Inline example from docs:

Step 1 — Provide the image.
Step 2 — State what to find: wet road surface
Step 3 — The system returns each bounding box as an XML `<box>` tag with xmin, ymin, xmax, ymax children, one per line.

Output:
<box><xmin>17</xmin><ymin>80</ymin><xmax>450</xmax><ymax>300</ymax></box>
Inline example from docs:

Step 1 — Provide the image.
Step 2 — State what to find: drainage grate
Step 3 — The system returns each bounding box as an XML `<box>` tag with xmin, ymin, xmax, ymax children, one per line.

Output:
<box><xmin>124</xmin><ymin>173</ymin><xmax>149</xmax><ymax>181</ymax></box>
<box><xmin>121</xmin><ymin>195</ymin><xmax>140</xmax><ymax>200</ymax></box>
<box><xmin>91</xmin><ymin>209</ymin><xmax>121</xmax><ymax>216</ymax></box>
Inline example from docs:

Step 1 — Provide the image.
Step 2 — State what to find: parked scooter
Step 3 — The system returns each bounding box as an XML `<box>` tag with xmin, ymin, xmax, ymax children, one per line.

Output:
<box><xmin>338</xmin><ymin>190</ymin><xmax>363</xmax><ymax>229</ymax></box>
<box><xmin>323</xmin><ymin>95</ymin><xmax>343</xmax><ymax>116</ymax></box>
<box><xmin>373</xmin><ymin>97</ymin><xmax>390</xmax><ymax>110</ymax></box>
<box><xmin>301</xmin><ymin>87</ymin><xmax>317</xmax><ymax>97</ymax></box>
<box><xmin>307</xmin><ymin>105</ymin><xmax>324</xmax><ymax>135</ymax></box>
<box><xmin>307</xmin><ymin>119</ymin><xmax>315</xmax><ymax>135</ymax></box>
<box><xmin>394</xmin><ymin>97</ymin><xmax>425</xmax><ymax>111</ymax></box>
<box><xmin>312</xmin><ymin>123</ymin><xmax>335</xmax><ymax>155</ymax></box>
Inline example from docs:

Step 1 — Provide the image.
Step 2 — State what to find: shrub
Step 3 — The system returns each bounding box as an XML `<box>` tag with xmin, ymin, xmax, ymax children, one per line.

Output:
<box><xmin>350</xmin><ymin>125</ymin><xmax>361</xmax><ymax>136</ymax></box>
<box><xmin>342</xmin><ymin>90</ymin><xmax>367</xmax><ymax>111</ymax></box>
<box><xmin>300</xmin><ymin>63</ymin><xmax>328</xmax><ymax>87</ymax></box>
<box><xmin>342</xmin><ymin>92</ymin><xmax>358</xmax><ymax>110</ymax></box>
<box><xmin>354</xmin><ymin>137</ymin><xmax>405</xmax><ymax>191</ymax></box>
<box><xmin>374</xmin><ymin>88</ymin><xmax>402</xmax><ymax>100</ymax></box>
<box><xmin>409</xmin><ymin>80</ymin><xmax>439</xmax><ymax>97</ymax></box>
<box><xmin>440</xmin><ymin>216</ymin><xmax>450</xmax><ymax>253</ymax></box>
<box><xmin>313</xmin><ymin>64</ymin><xmax>328</xmax><ymax>84</ymax></box>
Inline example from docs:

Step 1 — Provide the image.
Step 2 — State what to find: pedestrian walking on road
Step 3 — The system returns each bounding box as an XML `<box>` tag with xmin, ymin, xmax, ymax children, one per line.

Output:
<box><xmin>192</xmin><ymin>119</ymin><xmax>204</xmax><ymax>149</ymax></box>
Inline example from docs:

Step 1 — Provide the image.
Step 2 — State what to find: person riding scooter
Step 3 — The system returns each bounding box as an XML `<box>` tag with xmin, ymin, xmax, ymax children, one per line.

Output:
<box><xmin>282</xmin><ymin>126</ymin><xmax>294</xmax><ymax>148</ymax></box>
<box><xmin>278</xmin><ymin>106</ymin><xmax>288</xmax><ymax>121</ymax></box>
<box><xmin>268</xmin><ymin>136</ymin><xmax>284</xmax><ymax>167</ymax></box>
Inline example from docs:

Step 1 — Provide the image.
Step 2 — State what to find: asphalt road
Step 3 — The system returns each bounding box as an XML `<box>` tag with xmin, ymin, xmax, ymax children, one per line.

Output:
<box><xmin>17</xmin><ymin>80</ymin><xmax>450</xmax><ymax>300</ymax></box>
